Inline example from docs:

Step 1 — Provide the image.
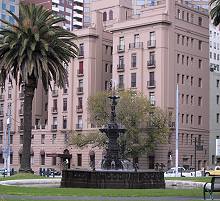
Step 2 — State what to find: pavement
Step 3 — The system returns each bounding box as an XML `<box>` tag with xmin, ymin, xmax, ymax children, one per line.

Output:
<box><xmin>0</xmin><ymin>179</ymin><xmax>220</xmax><ymax>200</ymax></box>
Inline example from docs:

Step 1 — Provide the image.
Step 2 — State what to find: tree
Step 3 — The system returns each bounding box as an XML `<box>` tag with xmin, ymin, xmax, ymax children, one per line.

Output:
<box><xmin>210</xmin><ymin>0</ymin><xmax>220</xmax><ymax>26</ymax></box>
<box><xmin>0</xmin><ymin>3</ymin><xmax>78</xmax><ymax>172</ymax></box>
<box><xmin>71</xmin><ymin>90</ymin><xmax>170</xmax><ymax>160</ymax></box>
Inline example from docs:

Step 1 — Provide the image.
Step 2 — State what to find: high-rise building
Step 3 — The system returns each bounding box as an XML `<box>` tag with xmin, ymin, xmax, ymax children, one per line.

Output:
<box><xmin>190</xmin><ymin>0</ymin><xmax>209</xmax><ymax>9</ymax></box>
<box><xmin>0</xmin><ymin>0</ymin><xmax>210</xmax><ymax>172</ymax></box>
<box><xmin>23</xmin><ymin>0</ymin><xmax>84</xmax><ymax>30</ymax></box>
<box><xmin>0</xmin><ymin>0</ymin><xmax>19</xmax><ymax>27</ymax></box>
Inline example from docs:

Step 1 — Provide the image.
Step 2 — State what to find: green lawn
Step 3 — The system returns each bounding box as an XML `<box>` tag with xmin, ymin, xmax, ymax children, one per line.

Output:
<box><xmin>0</xmin><ymin>185</ymin><xmax>205</xmax><ymax>197</ymax></box>
<box><xmin>165</xmin><ymin>176</ymin><xmax>211</xmax><ymax>183</ymax></box>
<box><xmin>0</xmin><ymin>173</ymin><xmax>50</xmax><ymax>181</ymax></box>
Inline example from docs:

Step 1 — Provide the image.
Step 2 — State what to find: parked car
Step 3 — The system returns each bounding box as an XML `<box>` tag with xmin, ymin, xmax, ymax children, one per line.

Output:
<box><xmin>205</xmin><ymin>166</ymin><xmax>220</xmax><ymax>176</ymax></box>
<box><xmin>164</xmin><ymin>167</ymin><xmax>202</xmax><ymax>177</ymax></box>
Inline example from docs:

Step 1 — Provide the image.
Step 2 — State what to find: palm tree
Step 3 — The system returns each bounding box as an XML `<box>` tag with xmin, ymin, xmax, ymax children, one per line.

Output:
<box><xmin>210</xmin><ymin>0</ymin><xmax>220</xmax><ymax>26</ymax></box>
<box><xmin>0</xmin><ymin>3</ymin><xmax>78</xmax><ymax>172</ymax></box>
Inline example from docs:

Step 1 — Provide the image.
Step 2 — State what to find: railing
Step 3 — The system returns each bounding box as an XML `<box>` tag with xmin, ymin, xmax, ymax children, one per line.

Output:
<box><xmin>147</xmin><ymin>59</ymin><xmax>156</xmax><ymax>67</ymax></box>
<box><xmin>117</xmin><ymin>45</ymin><xmax>125</xmax><ymax>53</ymax></box>
<box><xmin>52</xmin><ymin>90</ymin><xmax>58</xmax><ymax>97</ymax></box>
<box><xmin>147</xmin><ymin>80</ymin><xmax>156</xmax><ymax>88</ymax></box>
<box><xmin>147</xmin><ymin>40</ymin><xmax>156</xmax><ymax>48</ymax></box>
<box><xmin>51</xmin><ymin>107</ymin><xmax>58</xmax><ymax>113</ymax></box>
<box><xmin>129</xmin><ymin>42</ymin><xmax>143</xmax><ymax>49</ymax></box>
<box><xmin>117</xmin><ymin>64</ymin><xmax>125</xmax><ymax>72</ymax></box>
<box><xmin>77</xmin><ymin>87</ymin><xmax>83</xmax><ymax>94</ymax></box>
<box><xmin>76</xmin><ymin>123</ymin><xmax>83</xmax><ymax>130</ymax></box>
<box><xmin>78</xmin><ymin>50</ymin><xmax>84</xmax><ymax>57</ymax></box>
<box><xmin>76</xmin><ymin>106</ymin><xmax>83</xmax><ymax>113</ymax></box>
<box><xmin>77</xmin><ymin>69</ymin><xmax>84</xmax><ymax>76</ymax></box>
<box><xmin>51</xmin><ymin>124</ymin><xmax>58</xmax><ymax>130</ymax></box>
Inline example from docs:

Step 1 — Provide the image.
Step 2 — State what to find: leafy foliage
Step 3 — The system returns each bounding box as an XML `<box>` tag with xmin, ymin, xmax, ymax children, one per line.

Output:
<box><xmin>71</xmin><ymin>90</ymin><xmax>170</xmax><ymax>158</ymax></box>
<box><xmin>0</xmin><ymin>2</ymin><xmax>78</xmax><ymax>90</ymax></box>
<box><xmin>210</xmin><ymin>0</ymin><xmax>220</xmax><ymax>26</ymax></box>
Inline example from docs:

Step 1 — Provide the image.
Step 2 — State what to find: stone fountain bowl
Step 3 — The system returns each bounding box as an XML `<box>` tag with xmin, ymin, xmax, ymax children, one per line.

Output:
<box><xmin>61</xmin><ymin>169</ymin><xmax>165</xmax><ymax>189</ymax></box>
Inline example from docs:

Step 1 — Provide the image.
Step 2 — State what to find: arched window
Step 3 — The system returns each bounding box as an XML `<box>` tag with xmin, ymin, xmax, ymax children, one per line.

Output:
<box><xmin>109</xmin><ymin>10</ymin><xmax>113</xmax><ymax>20</ymax></box>
<box><xmin>103</xmin><ymin>12</ymin><xmax>107</xmax><ymax>21</ymax></box>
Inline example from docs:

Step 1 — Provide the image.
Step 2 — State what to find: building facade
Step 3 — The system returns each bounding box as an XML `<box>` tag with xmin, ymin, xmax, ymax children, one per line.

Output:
<box><xmin>110</xmin><ymin>0</ymin><xmax>209</xmax><ymax>170</ymax></box>
<box><xmin>0</xmin><ymin>0</ymin><xmax>210</xmax><ymax>173</ymax></box>
<box><xmin>23</xmin><ymin>0</ymin><xmax>84</xmax><ymax>30</ymax></box>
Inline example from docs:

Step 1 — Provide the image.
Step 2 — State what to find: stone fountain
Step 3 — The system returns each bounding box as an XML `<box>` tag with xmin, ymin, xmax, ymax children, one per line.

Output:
<box><xmin>61</xmin><ymin>94</ymin><xmax>165</xmax><ymax>189</ymax></box>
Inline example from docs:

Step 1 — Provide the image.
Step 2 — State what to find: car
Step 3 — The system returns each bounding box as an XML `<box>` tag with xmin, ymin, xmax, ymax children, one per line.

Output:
<box><xmin>164</xmin><ymin>167</ymin><xmax>202</xmax><ymax>177</ymax></box>
<box><xmin>205</xmin><ymin>166</ymin><xmax>220</xmax><ymax>176</ymax></box>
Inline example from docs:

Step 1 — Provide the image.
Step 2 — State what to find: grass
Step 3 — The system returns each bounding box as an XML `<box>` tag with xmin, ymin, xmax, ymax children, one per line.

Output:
<box><xmin>165</xmin><ymin>176</ymin><xmax>212</xmax><ymax>183</ymax></box>
<box><xmin>0</xmin><ymin>185</ymin><xmax>206</xmax><ymax>197</ymax></box>
<box><xmin>0</xmin><ymin>173</ymin><xmax>51</xmax><ymax>181</ymax></box>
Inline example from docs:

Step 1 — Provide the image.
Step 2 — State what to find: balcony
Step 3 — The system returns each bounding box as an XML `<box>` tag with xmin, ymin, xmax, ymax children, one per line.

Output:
<box><xmin>147</xmin><ymin>80</ymin><xmax>156</xmax><ymax>89</ymax></box>
<box><xmin>51</xmin><ymin>124</ymin><xmax>57</xmax><ymax>131</ymax></box>
<box><xmin>18</xmin><ymin>125</ymin><xmax>24</xmax><ymax>131</ymax></box>
<box><xmin>129</xmin><ymin>42</ymin><xmax>143</xmax><ymax>49</ymax></box>
<box><xmin>76</xmin><ymin>123</ymin><xmax>83</xmax><ymax>130</ymax></box>
<box><xmin>74</xmin><ymin>0</ymin><xmax>83</xmax><ymax>4</ymax></box>
<box><xmin>78</xmin><ymin>50</ymin><xmax>84</xmax><ymax>58</ymax></box>
<box><xmin>117</xmin><ymin>64</ymin><xmax>125</xmax><ymax>72</ymax></box>
<box><xmin>0</xmin><ymin>110</ymin><xmax>4</xmax><ymax>116</ymax></box>
<box><xmin>73</xmin><ymin>5</ymin><xmax>83</xmax><ymax>12</ymax></box>
<box><xmin>147</xmin><ymin>59</ymin><xmax>156</xmax><ymax>68</ymax></box>
<box><xmin>117</xmin><ymin>45</ymin><xmax>125</xmax><ymax>53</ymax></box>
<box><xmin>52</xmin><ymin>90</ymin><xmax>58</xmax><ymax>97</ymax></box>
<box><xmin>51</xmin><ymin>107</ymin><xmax>58</xmax><ymax>114</ymax></box>
<box><xmin>77</xmin><ymin>87</ymin><xmax>83</xmax><ymax>95</ymax></box>
<box><xmin>118</xmin><ymin>83</ymin><xmax>124</xmax><ymax>90</ymax></box>
<box><xmin>76</xmin><ymin>106</ymin><xmax>83</xmax><ymax>113</ymax></box>
<box><xmin>19</xmin><ymin>109</ymin><xmax>23</xmax><ymax>116</ymax></box>
<box><xmin>147</xmin><ymin>40</ymin><xmax>156</xmax><ymax>48</ymax></box>
<box><xmin>77</xmin><ymin>69</ymin><xmax>84</xmax><ymax>77</ymax></box>
<box><xmin>73</xmin><ymin>12</ymin><xmax>83</xmax><ymax>19</ymax></box>
<box><xmin>0</xmin><ymin>94</ymin><xmax>4</xmax><ymax>101</ymax></box>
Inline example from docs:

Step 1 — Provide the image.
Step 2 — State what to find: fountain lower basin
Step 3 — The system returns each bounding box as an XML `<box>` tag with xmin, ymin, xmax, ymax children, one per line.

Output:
<box><xmin>61</xmin><ymin>169</ymin><xmax>165</xmax><ymax>189</ymax></box>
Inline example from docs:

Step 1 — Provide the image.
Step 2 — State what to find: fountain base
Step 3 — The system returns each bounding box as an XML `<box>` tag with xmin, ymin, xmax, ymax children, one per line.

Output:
<box><xmin>61</xmin><ymin>169</ymin><xmax>165</xmax><ymax>189</ymax></box>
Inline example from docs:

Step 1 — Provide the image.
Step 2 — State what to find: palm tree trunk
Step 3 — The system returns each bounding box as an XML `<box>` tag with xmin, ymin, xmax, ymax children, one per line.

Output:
<box><xmin>19</xmin><ymin>77</ymin><xmax>37</xmax><ymax>173</ymax></box>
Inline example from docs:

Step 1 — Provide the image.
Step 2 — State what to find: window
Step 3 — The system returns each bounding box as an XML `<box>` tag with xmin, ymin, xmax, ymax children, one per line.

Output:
<box><xmin>182</xmin><ymin>11</ymin><xmax>184</xmax><ymax>20</ymax></box>
<box><xmin>41</xmin><ymin>134</ymin><xmax>45</xmax><ymax>144</ymax></box>
<box><xmin>63</xmin><ymin>116</ymin><xmax>67</xmax><ymax>129</ymax></box>
<box><xmin>177</xmin><ymin>74</ymin><xmax>180</xmax><ymax>84</ymax></box>
<box><xmin>104</xmin><ymin>81</ymin><xmax>108</xmax><ymax>90</ymax></box>
<box><xmin>191</xmin><ymin>76</ymin><xmax>194</xmax><ymax>86</ymax></box>
<box><xmin>134</xmin><ymin>34</ymin><xmax>140</xmax><ymax>43</ymax></box>
<box><xmin>8</xmin><ymin>86</ymin><xmax>12</xmax><ymax>99</ymax></box>
<box><xmin>20</xmin><ymin>135</ymin><xmax>23</xmax><ymax>144</ymax></box>
<box><xmin>149</xmin><ymin>72</ymin><xmax>155</xmax><ymax>86</ymax></box>
<box><xmin>217</xmin><ymin>80</ymin><xmax>220</xmax><ymax>88</ymax></box>
<box><xmin>198</xmin><ymin>97</ymin><xmax>202</xmax><ymax>106</ymax></box>
<box><xmin>0</xmin><ymin>135</ymin><xmax>2</xmax><ymax>144</ymax></box>
<box><xmin>131</xmin><ymin>53</ymin><xmax>136</xmax><ymax>68</ymax></box>
<box><xmin>187</xmin><ymin>12</ymin><xmax>189</xmax><ymax>22</ymax></box>
<box><xmin>186</xmin><ymin>95</ymin><xmax>189</xmax><ymax>104</ymax></box>
<box><xmin>52</xmin><ymin>134</ymin><xmax>56</xmax><ymax>144</ymax></box>
<box><xmin>105</xmin><ymin>63</ymin><xmax>108</xmax><ymax>72</ymax></box>
<box><xmin>191</xmin><ymin>38</ymin><xmax>194</xmax><ymax>48</ymax></box>
<box><xmin>191</xmin><ymin>14</ymin><xmax>194</xmax><ymax>23</ymax></box>
<box><xmin>177</xmin><ymin>54</ymin><xmax>180</xmax><ymax>63</ymax></box>
<box><xmin>186</xmin><ymin>56</ymin><xmax>189</xmax><ymax>66</ymax></box>
<box><xmin>198</xmin><ymin>17</ymin><xmax>202</xmax><ymax>26</ymax></box>
<box><xmin>182</xmin><ymin>36</ymin><xmax>184</xmax><ymax>45</ymax></box>
<box><xmin>119</xmin><ymin>36</ymin><xmax>124</xmax><ymax>47</ymax></box>
<box><xmin>198</xmin><ymin>59</ymin><xmax>202</xmax><ymax>69</ymax></box>
<box><xmin>41</xmin><ymin>154</ymin><xmax>45</xmax><ymax>165</ymax></box>
<box><xmin>119</xmin><ymin>56</ymin><xmax>124</xmax><ymax>68</ymax></box>
<box><xmin>217</xmin><ymin>113</ymin><xmax>220</xmax><ymax>123</ymax></box>
<box><xmin>177</xmin><ymin>34</ymin><xmax>180</xmax><ymax>44</ymax></box>
<box><xmin>191</xmin><ymin>115</ymin><xmax>193</xmax><ymax>124</ymax></box>
<box><xmin>182</xmin><ymin>55</ymin><xmax>184</xmax><ymax>64</ymax></box>
<box><xmin>53</xmin><ymin>99</ymin><xmax>57</xmax><ymax>111</ymax></box>
<box><xmin>131</xmin><ymin>73</ymin><xmax>136</xmax><ymax>88</ymax></box>
<box><xmin>63</xmin><ymin>98</ymin><xmax>67</xmax><ymax>112</ymax></box>
<box><xmin>109</xmin><ymin>10</ymin><xmax>113</xmax><ymax>20</ymax></box>
<box><xmin>103</xmin><ymin>12</ymin><xmax>107</xmax><ymax>21</ymax></box>
<box><xmin>77</xmin><ymin>154</ymin><xmax>82</xmax><ymax>166</ymax></box>
<box><xmin>52</xmin><ymin>117</ymin><xmax>57</xmax><ymax>128</ymax></box>
<box><xmin>198</xmin><ymin>116</ymin><xmax>202</xmax><ymax>125</ymax></box>
<box><xmin>79</xmin><ymin>61</ymin><xmax>83</xmax><ymax>74</ymax></box>
<box><xmin>198</xmin><ymin>40</ymin><xmax>202</xmax><ymax>50</ymax></box>
<box><xmin>149</xmin><ymin>51</ymin><xmax>155</xmax><ymax>63</ymax></box>
<box><xmin>217</xmin><ymin>95</ymin><xmax>219</xmax><ymax>104</ymax></box>
<box><xmin>177</xmin><ymin>9</ymin><xmax>181</xmax><ymax>19</ymax></box>
<box><xmin>79</xmin><ymin>43</ymin><xmax>84</xmax><ymax>56</ymax></box>
<box><xmin>198</xmin><ymin>78</ymin><xmax>202</xmax><ymax>87</ymax></box>
<box><xmin>0</xmin><ymin>119</ymin><xmax>3</xmax><ymax>132</ymax></box>
<box><xmin>182</xmin><ymin>75</ymin><xmax>184</xmax><ymax>84</ymax></box>
<box><xmin>52</xmin><ymin>157</ymin><xmax>56</xmax><ymax>166</ymax></box>
<box><xmin>77</xmin><ymin>115</ymin><xmax>83</xmax><ymax>129</ymax></box>
<box><xmin>118</xmin><ymin>75</ymin><xmax>124</xmax><ymax>88</ymax></box>
<box><xmin>149</xmin><ymin>92</ymin><xmax>155</xmax><ymax>106</ymax></box>
<box><xmin>149</xmin><ymin>31</ymin><xmax>155</xmax><ymax>41</ymax></box>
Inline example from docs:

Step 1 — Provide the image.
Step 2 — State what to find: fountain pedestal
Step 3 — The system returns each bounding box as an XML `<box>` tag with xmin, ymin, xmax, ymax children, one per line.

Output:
<box><xmin>61</xmin><ymin>94</ymin><xmax>165</xmax><ymax>189</ymax></box>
